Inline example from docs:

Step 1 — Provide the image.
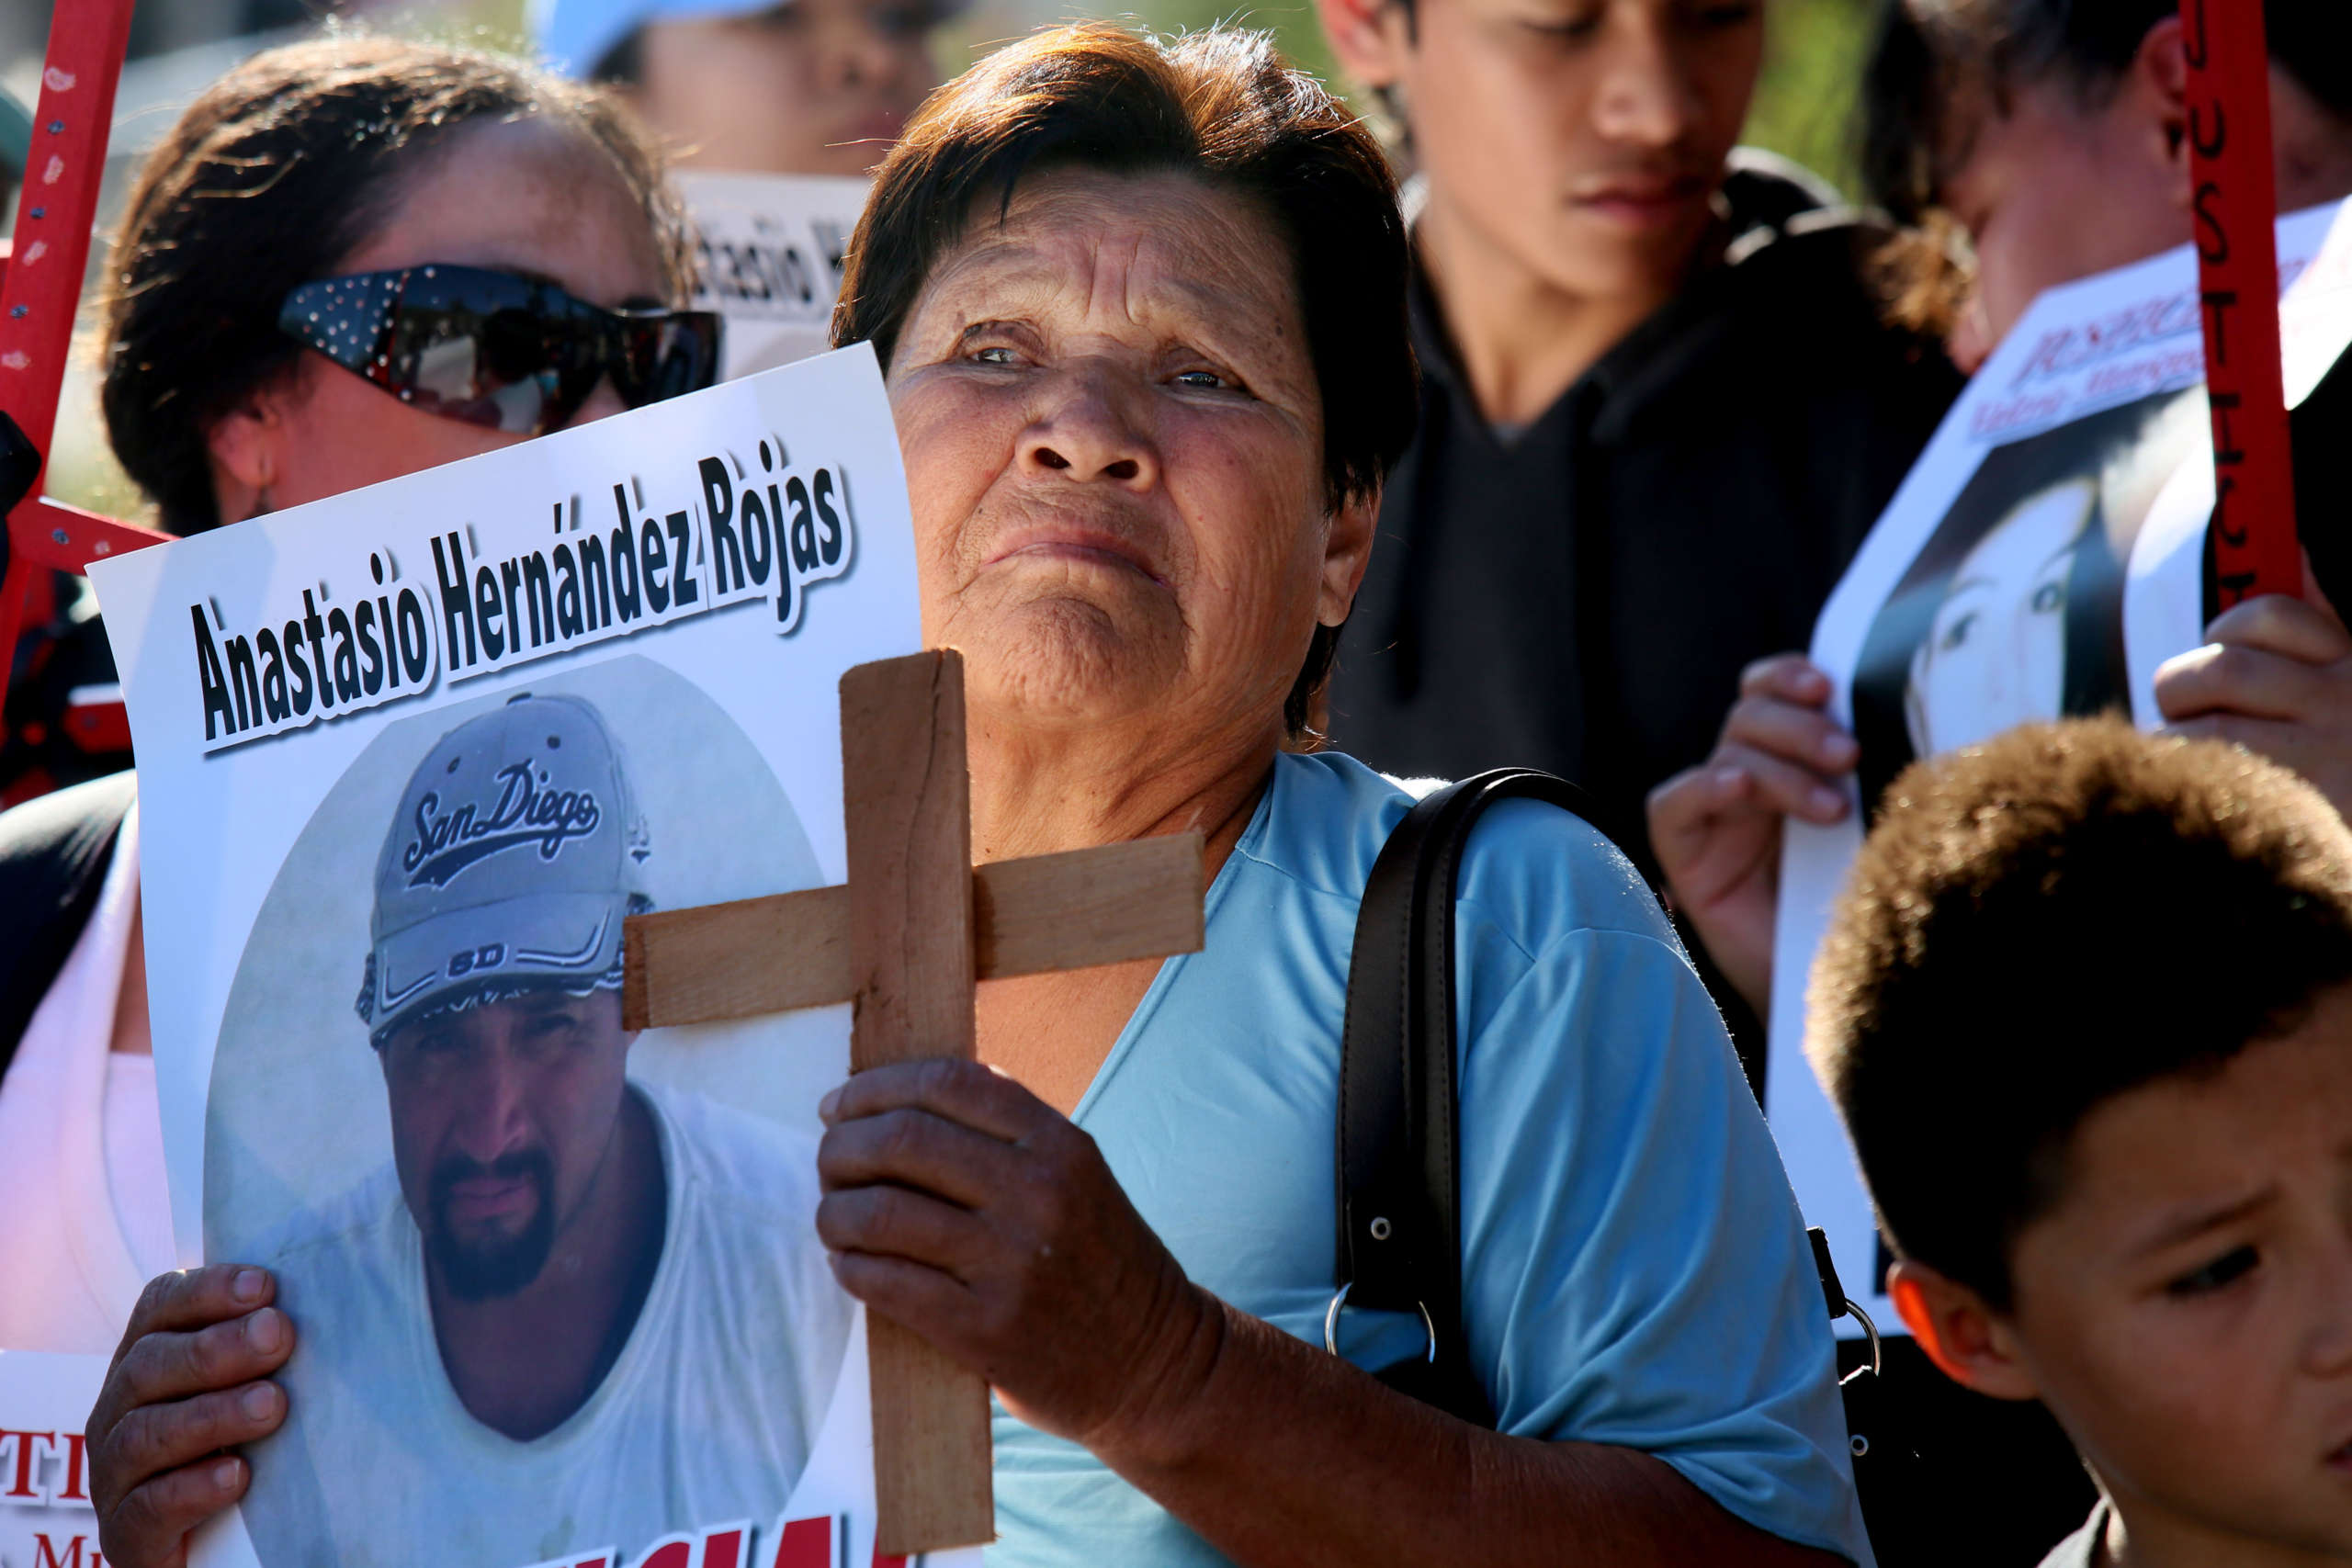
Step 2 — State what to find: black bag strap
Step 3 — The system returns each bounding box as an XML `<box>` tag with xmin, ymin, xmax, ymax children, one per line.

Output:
<box><xmin>0</xmin><ymin>770</ymin><xmax>137</xmax><ymax>1082</ymax></box>
<box><xmin>1335</xmin><ymin>767</ymin><xmax>1603</xmax><ymax>1427</ymax></box>
<box><xmin>1333</xmin><ymin>766</ymin><xmax>1875</xmax><ymax>1434</ymax></box>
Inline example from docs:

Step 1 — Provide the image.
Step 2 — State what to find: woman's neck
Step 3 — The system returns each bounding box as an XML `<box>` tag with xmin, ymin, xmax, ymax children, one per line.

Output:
<box><xmin>965</xmin><ymin>704</ymin><xmax>1279</xmax><ymax>1117</ymax></box>
<box><xmin>1415</xmin><ymin>189</ymin><xmax>1701</xmax><ymax>431</ymax></box>
<box><xmin>967</xmin><ymin>704</ymin><xmax>1277</xmax><ymax>875</ymax></box>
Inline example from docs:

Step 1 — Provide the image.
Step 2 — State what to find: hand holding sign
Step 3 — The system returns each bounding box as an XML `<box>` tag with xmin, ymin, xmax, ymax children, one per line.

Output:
<box><xmin>1648</xmin><ymin>654</ymin><xmax>1857</xmax><ymax>1017</ymax></box>
<box><xmin>2157</xmin><ymin>591</ymin><xmax>2352</xmax><ymax>814</ymax></box>
<box><xmin>85</xmin><ymin>1267</ymin><xmax>293</xmax><ymax>1568</ymax></box>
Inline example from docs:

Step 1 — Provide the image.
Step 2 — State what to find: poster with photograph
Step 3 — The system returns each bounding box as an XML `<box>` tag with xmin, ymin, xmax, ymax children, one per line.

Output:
<box><xmin>678</xmin><ymin>172</ymin><xmax>868</xmax><ymax>380</ymax></box>
<box><xmin>0</xmin><ymin>1352</ymin><xmax>105</xmax><ymax>1568</ymax></box>
<box><xmin>89</xmin><ymin>344</ymin><xmax>969</xmax><ymax>1568</ymax></box>
<box><xmin>1765</xmin><ymin>198</ymin><xmax>2352</xmax><ymax>1330</ymax></box>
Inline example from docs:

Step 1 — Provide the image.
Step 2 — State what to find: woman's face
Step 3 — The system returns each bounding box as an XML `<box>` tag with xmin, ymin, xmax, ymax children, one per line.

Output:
<box><xmin>209</xmin><ymin>117</ymin><xmax>672</xmax><ymax>518</ymax></box>
<box><xmin>1905</xmin><ymin>479</ymin><xmax>2097</xmax><ymax>758</ymax></box>
<box><xmin>633</xmin><ymin>0</ymin><xmax>941</xmax><ymax>176</ymax></box>
<box><xmin>887</xmin><ymin>168</ymin><xmax>1371</xmax><ymax>744</ymax></box>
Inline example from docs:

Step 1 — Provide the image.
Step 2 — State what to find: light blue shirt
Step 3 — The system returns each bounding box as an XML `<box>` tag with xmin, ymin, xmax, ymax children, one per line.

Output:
<box><xmin>987</xmin><ymin>751</ymin><xmax>1872</xmax><ymax>1567</ymax></box>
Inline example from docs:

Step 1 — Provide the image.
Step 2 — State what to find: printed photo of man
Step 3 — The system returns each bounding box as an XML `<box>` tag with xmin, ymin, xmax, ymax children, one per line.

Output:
<box><xmin>241</xmin><ymin>692</ymin><xmax>850</xmax><ymax>1568</ymax></box>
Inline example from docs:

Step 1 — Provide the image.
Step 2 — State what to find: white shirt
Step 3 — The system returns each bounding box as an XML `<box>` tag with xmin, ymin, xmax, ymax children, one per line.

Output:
<box><xmin>0</xmin><ymin>813</ymin><xmax>176</xmax><ymax>1352</ymax></box>
<box><xmin>244</xmin><ymin>1080</ymin><xmax>850</xmax><ymax>1568</ymax></box>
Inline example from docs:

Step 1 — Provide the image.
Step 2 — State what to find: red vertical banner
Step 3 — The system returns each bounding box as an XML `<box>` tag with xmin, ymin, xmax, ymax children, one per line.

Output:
<box><xmin>2182</xmin><ymin>0</ymin><xmax>2299</xmax><ymax>605</ymax></box>
<box><xmin>0</xmin><ymin>0</ymin><xmax>134</xmax><ymax>468</ymax></box>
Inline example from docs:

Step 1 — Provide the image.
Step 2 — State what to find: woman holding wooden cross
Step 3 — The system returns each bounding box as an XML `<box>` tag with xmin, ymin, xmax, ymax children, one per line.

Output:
<box><xmin>801</xmin><ymin>23</ymin><xmax>1867</xmax><ymax>1568</ymax></box>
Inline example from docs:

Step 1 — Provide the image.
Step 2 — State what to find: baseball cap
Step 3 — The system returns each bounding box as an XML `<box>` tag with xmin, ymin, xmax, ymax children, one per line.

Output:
<box><xmin>531</xmin><ymin>0</ymin><xmax>787</xmax><ymax>79</ymax></box>
<box><xmin>357</xmin><ymin>693</ymin><xmax>652</xmax><ymax>1045</ymax></box>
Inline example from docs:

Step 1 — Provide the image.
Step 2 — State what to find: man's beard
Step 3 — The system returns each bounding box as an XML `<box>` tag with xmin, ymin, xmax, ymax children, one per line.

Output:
<box><xmin>425</xmin><ymin>1149</ymin><xmax>558</xmax><ymax>1301</ymax></box>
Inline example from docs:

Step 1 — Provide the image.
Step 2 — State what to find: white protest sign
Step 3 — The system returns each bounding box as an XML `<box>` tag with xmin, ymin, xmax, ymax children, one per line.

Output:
<box><xmin>0</xmin><ymin>1351</ymin><xmax>105</xmax><ymax>1568</ymax></box>
<box><xmin>91</xmin><ymin>344</ymin><xmax>976</xmax><ymax>1568</ymax></box>
<box><xmin>678</xmin><ymin>172</ymin><xmax>868</xmax><ymax>380</ymax></box>
<box><xmin>1765</xmin><ymin>199</ymin><xmax>2352</xmax><ymax>1331</ymax></box>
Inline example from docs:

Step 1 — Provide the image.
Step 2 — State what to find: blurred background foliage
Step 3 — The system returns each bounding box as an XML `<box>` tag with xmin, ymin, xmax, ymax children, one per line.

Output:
<box><xmin>4</xmin><ymin>0</ymin><xmax>1877</xmax><ymax>517</ymax></box>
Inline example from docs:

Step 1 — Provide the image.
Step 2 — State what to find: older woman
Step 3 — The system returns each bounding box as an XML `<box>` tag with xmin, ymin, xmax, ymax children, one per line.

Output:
<box><xmin>811</xmin><ymin>23</ymin><xmax>1870</xmax><ymax>1568</ymax></box>
<box><xmin>89</xmin><ymin>23</ymin><xmax>1868</xmax><ymax>1568</ymax></box>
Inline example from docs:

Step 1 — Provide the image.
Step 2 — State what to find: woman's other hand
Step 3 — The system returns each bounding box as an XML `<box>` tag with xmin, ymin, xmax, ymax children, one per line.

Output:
<box><xmin>2157</xmin><ymin>593</ymin><xmax>2352</xmax><ymax>817</ymax></box>
<box><xmin>1648</xmin><ymin>654</ymin><xmax>1858</xmax><ymax>1016</ymax></box>
<box><xmin>88</xmin><ymin>1265</ymin><xmax>294</xmax><ymax>1568</ymax></box>
<box><xmin>816</xmin><ymin>1059</ymin><xmax>1212</xmax><ymax>1455</ymax></box>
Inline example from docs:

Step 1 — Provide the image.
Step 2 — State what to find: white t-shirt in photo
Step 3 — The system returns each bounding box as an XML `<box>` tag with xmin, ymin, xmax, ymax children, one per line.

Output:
<box><xmin>243</xmin><ymin>1079</ymin><xmax>850</xmax><ymax>1568</ymax></box>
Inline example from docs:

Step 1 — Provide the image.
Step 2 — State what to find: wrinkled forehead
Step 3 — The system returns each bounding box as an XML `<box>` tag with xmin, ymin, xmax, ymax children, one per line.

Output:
<box><xmin>919</xmin><ymin>168</ymin><xmax>1304</xmax><ymax>343</ymax></box>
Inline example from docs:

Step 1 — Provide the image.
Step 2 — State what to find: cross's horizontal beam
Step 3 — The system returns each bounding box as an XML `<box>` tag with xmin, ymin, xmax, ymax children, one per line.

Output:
<box><xmin>619</xmin><ymin>831</ymin><xmax>1206</xmax><ymax>1031</ymax></box>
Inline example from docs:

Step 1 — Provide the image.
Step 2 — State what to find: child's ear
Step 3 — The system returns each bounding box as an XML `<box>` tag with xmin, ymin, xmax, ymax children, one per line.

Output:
<box><xmin>1889</xmin><ymin>1258</ymin><xmax>2042</xmax><ymax>1403</ymax></box>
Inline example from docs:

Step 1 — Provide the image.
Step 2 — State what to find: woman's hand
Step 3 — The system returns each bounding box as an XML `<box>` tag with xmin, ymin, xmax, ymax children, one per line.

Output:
<box><xmin>1647</xmin><ymin>654</ymin><xmax>1858</xmax><ymax>1016</ymax></box>
<box><xmin>88</xmin><ymin>1265</ymin><xmax>294</xmax><ymax>1568</ymax></box>
<box><xmin>816</xmin><ymin>1058</ymin><xmax>1214</xmax><ymax>1455</ymax></box>
<box><xmin>2156</xmin><ymin>593</ymin><xmax>2352</xmax><ymax>816</ymax></box>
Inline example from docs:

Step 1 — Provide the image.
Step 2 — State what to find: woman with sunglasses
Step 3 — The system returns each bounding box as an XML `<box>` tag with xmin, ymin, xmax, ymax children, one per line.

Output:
<box><xmin>0</xmin><ymin>26</ymin><xmax>713</xmax><ymax>1519</ymax></box>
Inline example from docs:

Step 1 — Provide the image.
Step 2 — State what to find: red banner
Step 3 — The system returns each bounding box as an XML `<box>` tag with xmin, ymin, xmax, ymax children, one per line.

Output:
<box><xmin>2182</xmin><ymin>0</ymin><xmax>2299</xmax><ymax>605</ymax></box>
<box><xmin>0</xmin><ymin>0</ymin><xmax>132</xmax><ymax>466</ymax></box>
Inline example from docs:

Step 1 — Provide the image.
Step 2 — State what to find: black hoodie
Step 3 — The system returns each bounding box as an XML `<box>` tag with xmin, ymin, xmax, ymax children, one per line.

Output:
<box><xmin>1329</xmin><ymin>154</ymin><xmax>1964</xmax><ymax>880</ymax></box>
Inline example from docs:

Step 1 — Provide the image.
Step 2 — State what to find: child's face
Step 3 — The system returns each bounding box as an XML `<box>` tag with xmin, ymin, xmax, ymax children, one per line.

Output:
<box><xmin>2005</xmin><ymin>985</ymin><xmax>2352</xmax><ymax>1557</ymax></box>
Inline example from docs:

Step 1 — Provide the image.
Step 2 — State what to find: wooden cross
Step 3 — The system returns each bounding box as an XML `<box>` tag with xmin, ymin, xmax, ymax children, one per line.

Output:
<box><xmin>621</xmin><ymin>648</ymin><xmax>1206</xmax><ymax>1556</ymax></box>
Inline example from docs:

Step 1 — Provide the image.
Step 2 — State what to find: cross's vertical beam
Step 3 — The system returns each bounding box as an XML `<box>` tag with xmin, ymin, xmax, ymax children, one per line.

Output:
<box><xmin>841</xmin><ymin>649</ymin><xmax>995</xmax><ymax>1554</ymax></box>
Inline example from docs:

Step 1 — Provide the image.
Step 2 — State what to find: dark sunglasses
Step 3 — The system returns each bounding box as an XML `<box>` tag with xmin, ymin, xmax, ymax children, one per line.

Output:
<box><xmin>277</xmin><ymin>265</ymin><xmax>723</xmax><ymax>437</ymax></box>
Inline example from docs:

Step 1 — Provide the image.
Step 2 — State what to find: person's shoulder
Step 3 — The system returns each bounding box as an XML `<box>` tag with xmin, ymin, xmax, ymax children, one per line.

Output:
<box><xmin>1240</xmin><ymin>750</ymin><xmax>1423</xmax><ymax>904</ymax></box>
<box><xmin>1263</xmin><ymin>752</ymin><xmax>1673</xmax><ymax>959</ymax></box>
<box><xmin>1453</xmin><ymin>793</ymin><xmax>1676</xmax><ymax>962</ymax></box>
<box><xmin>1718</xmin><ymin>151</ymin><xmax>1954</xmax><ymax>370</ymax></box>
<box><xmin>0</xmin><ymin>771</ymin><xmax>136</xmax><ymax>868</ymax></box>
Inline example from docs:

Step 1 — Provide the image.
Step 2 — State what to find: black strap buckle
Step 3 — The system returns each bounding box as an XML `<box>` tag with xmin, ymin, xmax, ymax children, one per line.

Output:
<box><xmin>1810</xmin><ymin>1226</ymin><xmax>1883</xmax><ymax>1385</ymax></box>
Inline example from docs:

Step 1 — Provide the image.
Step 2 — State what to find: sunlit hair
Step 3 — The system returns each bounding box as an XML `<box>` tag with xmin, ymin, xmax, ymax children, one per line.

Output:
<box><xmin>1807</xmin><ymin>716</ymin><xmax>2352</xmax><ymax>1308</ymax></box>
<box><xmin>831</xmin><ymin>21</ymin><xmax>1417</xmax><ymax>736</ymax></box>
<box><xmin>99</xmin><ymin>35</ymin><xmax>691</xmax><ymax>536</ymax></box>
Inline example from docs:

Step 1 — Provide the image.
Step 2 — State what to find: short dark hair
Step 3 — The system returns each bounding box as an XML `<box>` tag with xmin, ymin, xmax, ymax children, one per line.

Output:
<box><xmin>1807</xmin><ymin>717</ymin><xmax>2352</xmax><ymax>1309</ymax></box>
<box><xmin>831</xmin><ymin>21</ymin><xmax>1417</xmax><ymax>736</ymax></box>
<box><xmin>99</xmin><ymin>36</ymin><xmax>691</xmax><ymax>536</ymax></box>
<box><xmin>1862</xmin><ymin>0</ymin><xmax>2352</xmax><ymax>225</ymax></box>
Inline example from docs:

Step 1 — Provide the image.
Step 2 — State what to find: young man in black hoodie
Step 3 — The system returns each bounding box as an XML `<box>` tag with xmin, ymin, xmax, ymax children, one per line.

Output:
<box><xmin>1313</xmin><ymin>0</ymin><xmax>1961</xmax><ymax>896</ymax></box>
